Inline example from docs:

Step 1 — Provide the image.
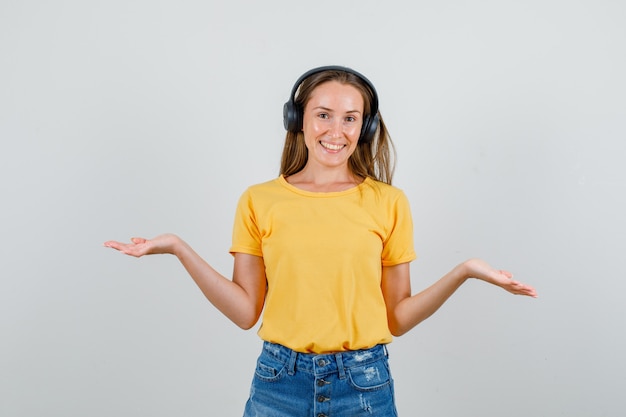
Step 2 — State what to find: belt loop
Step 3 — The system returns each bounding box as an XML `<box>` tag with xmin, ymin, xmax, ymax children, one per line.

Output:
<box><xmin>287</xmin><ymin>348</ymin><xmax>297</xmax><ymax>376</ymax></box>
<box><xmin>335</xmin><ymin>353</ymin><xmax>346</xmax><ymax>380</ymax></box>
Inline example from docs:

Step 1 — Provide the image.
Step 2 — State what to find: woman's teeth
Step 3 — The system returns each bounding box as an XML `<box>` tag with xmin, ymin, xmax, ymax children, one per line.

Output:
<box><xmin>321</xmin><ymin>142</ymin><xmax>344</xmax><ymax>151</ymax></box>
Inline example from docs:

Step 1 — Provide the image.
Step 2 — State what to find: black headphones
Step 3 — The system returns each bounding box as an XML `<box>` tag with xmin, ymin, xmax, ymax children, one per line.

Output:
<box><xmin>283</xmin><ymin>65</ymin><xmax>380</xmax><ymax>143</ymax></box>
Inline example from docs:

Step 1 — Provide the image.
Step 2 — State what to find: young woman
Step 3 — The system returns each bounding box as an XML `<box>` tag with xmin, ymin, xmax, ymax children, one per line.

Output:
<box><xmin>104</xmin><ymin>66</ymin><xmax>537</xmax><ymax>416</ymax></box>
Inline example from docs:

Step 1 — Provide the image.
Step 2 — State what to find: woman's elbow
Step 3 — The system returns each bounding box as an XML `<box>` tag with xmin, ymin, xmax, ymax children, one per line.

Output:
<box><xmin>233</xmin><ymin>313</ymin><xmax>258</xmax><ymax>330</ymax></box>
<box><xmin>233</xmin><ymin>307</ymin><xmax>262</xmax><ymax>330</ymax></box>
<box><xmin>390</xmin><ymin>328</ymin><xmax>405</xmax><ymax>337</ymax></box>
<box><xmin>237</xmin><ymin>321</ymin><xmax>257</xmax><ymax>330</ymax></box>
<box><xmin>388</xmin><ymin>306</ymin><xmax>425</xmax><ymax>337</ymax></box>
<box><xmin>387</xmin><ymin>315</ymin><xmax>411</xmax><ymax>337</ymax></box>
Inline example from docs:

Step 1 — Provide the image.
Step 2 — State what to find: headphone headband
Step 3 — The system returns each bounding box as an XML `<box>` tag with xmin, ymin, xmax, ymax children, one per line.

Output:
<box><xmin>283</xmin><ymin>65</ymin><xmax>380</xmax><ymax>143</ymax></box>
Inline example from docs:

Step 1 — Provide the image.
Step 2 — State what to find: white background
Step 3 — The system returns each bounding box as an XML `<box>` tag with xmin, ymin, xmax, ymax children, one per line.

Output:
<box><xmin>1</xmin><ymin>0</ymin><xmax>625</xmax><ymax>416</ymax></box>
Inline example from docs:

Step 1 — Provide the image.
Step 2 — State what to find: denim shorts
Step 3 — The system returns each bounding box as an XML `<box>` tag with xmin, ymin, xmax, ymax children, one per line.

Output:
<box><xmin>242</xmin><ymin>341</ymin><xmax>398</xmax><ymax>417</ymax></box>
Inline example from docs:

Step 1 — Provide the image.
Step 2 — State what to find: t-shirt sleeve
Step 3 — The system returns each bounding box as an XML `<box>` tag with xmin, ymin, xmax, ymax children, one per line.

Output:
<box><xmin>229</xmin><ymin>188</ymin><xmax>263</xmax><ymax>257</ymax></box>
<box><xmin>381</xmin><ymin>190</ymin><xmax>417</xmax><ymax>266</ymax></box>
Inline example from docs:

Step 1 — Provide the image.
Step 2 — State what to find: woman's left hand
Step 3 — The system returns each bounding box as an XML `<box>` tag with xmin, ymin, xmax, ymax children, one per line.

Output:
<box><xmin>461</xmin><ymin>258</ymin><xmax>538</xmax><ymax>298</ymax></box>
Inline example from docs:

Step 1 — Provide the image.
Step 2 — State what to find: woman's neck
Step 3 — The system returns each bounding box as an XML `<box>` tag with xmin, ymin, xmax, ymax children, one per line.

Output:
<box><xmin>284</xmin><ymin>165</ymin><xmax>363</xmax><ymax>193</ymax></box>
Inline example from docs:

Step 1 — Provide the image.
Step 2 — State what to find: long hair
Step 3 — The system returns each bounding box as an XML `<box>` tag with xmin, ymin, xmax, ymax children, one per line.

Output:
<box><xmin>279</xmin><ymin>69</ymin><xmax>396</xmax><ymax>185</ymax></box>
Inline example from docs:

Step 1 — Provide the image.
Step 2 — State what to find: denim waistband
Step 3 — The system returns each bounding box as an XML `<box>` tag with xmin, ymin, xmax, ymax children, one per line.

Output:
<box><xmin>261</xmin><ymin>341</ymin><xmax>388</xmax><ymax>377</ymax></box>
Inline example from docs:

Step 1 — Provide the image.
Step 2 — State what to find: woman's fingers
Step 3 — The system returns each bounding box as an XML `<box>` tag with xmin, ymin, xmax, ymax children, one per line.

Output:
<box><xmin>507</xmin><ymin>279</ymin><xmax>538</xmax><ymax>298</ymax></box>
<box><xmin>103</xmin><ymin>240</ymin><xmax>124</xmax><ymax>250</ymax></box>
<box><xmin>103</xmin><ymin>239</ymin><xmax>148</xmax><ymax>257</ymax></box>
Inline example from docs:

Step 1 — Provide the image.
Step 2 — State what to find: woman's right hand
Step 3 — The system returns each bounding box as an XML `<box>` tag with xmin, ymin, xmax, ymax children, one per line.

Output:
<box><xmin>103</xmin><ymin>234</ymin><xmax>181</xmax><ymax>257</ymax></box>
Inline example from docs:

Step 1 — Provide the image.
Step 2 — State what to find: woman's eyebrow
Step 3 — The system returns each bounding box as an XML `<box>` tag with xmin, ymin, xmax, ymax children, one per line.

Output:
<box><xmin>312</xmin><ymin>106</ymin><xmax>362</xmax><ymax>114</ymax></box>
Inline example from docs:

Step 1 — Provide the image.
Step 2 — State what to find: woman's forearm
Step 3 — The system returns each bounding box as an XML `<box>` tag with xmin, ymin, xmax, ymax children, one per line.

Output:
<box><xmin>386</xmin><ymin>258</ymin><xmax>536</xmax><ymax>336</ymax></box>
<box><xmin>104</xmin><ymin>234</ymin><xmax>265</xmax><ymax>329</ymax></box>
<box><xmin>389</xmin><ymin>263</ymin><xmax>468</xmax><ymax>336</ymax></box>
<box><xmin>172</xmin><ymin>238</ymin><xmax>265</xmax><ymax>329</ymax></box>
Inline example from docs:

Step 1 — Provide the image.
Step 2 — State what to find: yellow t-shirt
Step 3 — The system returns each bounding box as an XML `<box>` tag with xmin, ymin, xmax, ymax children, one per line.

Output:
<box><xmin>230</xmin><ymin>175</ymin><xmax>416</xmax><ymax>353</ymax></box>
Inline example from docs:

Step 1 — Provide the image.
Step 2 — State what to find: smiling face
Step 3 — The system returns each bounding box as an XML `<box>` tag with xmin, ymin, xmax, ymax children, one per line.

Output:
<box><xmin>301</xmin><ymin>81</ymin><xmax>365</xmax><ymax>172</ymax></box>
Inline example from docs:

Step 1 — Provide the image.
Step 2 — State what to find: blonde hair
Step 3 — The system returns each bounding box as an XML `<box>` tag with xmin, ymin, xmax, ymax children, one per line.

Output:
<box><xmin>279</xmin><ymin>69</ymin><xmax>396</xmax><ymax>185</ymax></box>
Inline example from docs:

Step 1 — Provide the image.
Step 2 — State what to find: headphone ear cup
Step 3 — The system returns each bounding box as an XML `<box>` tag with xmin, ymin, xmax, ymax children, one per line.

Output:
<box><xmin>283</xmin><ymin>100</ymin><xmax>300</xmax><ymax>132</ymax></box>
<box><xmin>361</xmin><ymin>113</ymin><xmax>379</xmax><ymax>143</ymax></box>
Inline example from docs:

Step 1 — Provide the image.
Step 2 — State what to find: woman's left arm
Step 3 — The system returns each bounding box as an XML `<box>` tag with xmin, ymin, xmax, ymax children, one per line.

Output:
<box><xmin>382</xmin><ymin>259</ymin><xmax>537</xmax><ymax>336</ymax></box>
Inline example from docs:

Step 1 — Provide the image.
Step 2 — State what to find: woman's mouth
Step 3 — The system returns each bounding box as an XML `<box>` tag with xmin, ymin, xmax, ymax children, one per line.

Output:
<box><xmin>320</xmin><ymin>141</ymin><xmax>346</xmax><ymax>152</ymax></box>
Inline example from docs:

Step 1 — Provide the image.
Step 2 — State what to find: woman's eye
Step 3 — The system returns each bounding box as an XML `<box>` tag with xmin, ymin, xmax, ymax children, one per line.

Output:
<box><xmin>318</xmin><ymin>113</ymin><xmax>329</xmax><ymax>119</ymax></box>
<box><xmin>346</xmin><ymin>116</ymin><xmax>356</xmax><ymax>122</ymax></box>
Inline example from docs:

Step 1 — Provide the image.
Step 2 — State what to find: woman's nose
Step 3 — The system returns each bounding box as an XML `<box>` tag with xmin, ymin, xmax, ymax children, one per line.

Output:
<box><xmin>328</xmin><ymin>119</ymin><xmax>343</xmax><ymax>138</ymax></box>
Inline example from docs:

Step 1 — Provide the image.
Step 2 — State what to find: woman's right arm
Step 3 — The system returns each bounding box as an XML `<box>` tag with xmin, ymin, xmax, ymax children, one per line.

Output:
<box><xmin>104</xmin><ymin>234</ymin><xmax>266</xmax><ymax>330</ymax></box>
